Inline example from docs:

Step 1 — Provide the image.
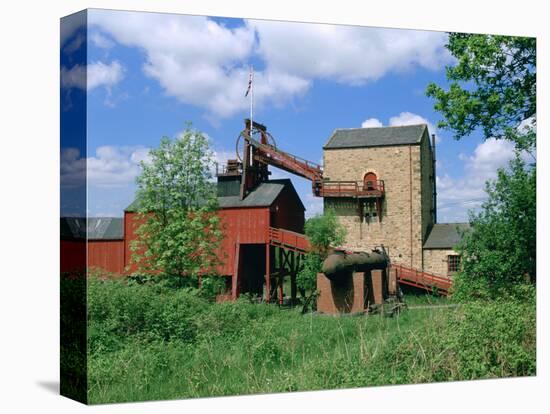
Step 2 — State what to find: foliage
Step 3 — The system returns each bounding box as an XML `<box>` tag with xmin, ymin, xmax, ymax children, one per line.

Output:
<box><xmin>296</xmin><ymin>210</ymin><xmax>347</xmax><ymax>298</ymax></box>
<box><xmin>442</xmin><ymin>294</ymin><xmax>536</xmax><ymax>379</ymax></box>
<box><xmin>87</xmin><ymin>277</ymin><xmax>208</xmax><ymax>353</ymax></box>
<box><xmin>86</xmin><ymin>276</ymin><xmax>535</xmax><ymax>403</ymax></box>
<box><xmin>60</xmin><ymin>274</ymin><xmax>87</xmax><ymax>401</ymax></box>
<box><xmin>426</xmin><ymin>34</ymin><xmax>536</xmax><ymax>154</ymax></box>
<box><xmin>296</xmin><ymin>253</ymin><xmax>322</xmax><ymax>293</ymax></box>
<box><xmin>130</xmin><ymin>125</ymin><xmax>222</xmax><ymax>278</ymax></box>
<box><xmin>197</xmin><ymin>276</ymin><xmax>228</xmax><ymax>301</ymax></box>
<box><xmin>452</xmin><ymin>156</ymin><xmax>535</xmax><ymax>300</ymax></box>
<box><xmin>304</xmin><ymin>209</ymin><xmax>346</xmax><ymax>255</ymax></box>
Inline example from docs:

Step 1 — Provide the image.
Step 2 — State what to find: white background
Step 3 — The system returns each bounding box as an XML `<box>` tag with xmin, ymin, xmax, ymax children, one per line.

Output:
<box><xmin>0</xmin><ymin>0</ymin><xmax>547</xmax><ymax>412</ymax></box>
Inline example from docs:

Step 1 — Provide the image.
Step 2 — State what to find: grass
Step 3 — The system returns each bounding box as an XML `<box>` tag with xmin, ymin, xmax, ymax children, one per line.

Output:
<box><xmin>81</xmin><ymin>276</ymin><xmax>536</xmax><ymax>404</ymax></box>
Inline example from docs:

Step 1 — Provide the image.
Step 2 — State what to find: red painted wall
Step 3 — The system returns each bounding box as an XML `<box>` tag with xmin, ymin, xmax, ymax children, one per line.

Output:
<box><xmin>60</xmin><ymin>240</ymin><xmax>86</xmax><ymax>273</ymax></box>
<box><xmin>88</xmin><ymin>240</ymin><xmax>124</xmax><ymax>274</ymax></box>
<box><xmin>217</xmin><ymin>207</ymin><xmax>270</xmax><ymax>276</ymax></box>
<box><xmin>120</xmin><ymin>189</ymin><xmax>304</xmax><ymax>278</ymax></box>
<box><xmin>270</xmin><ymin>186</ymin><xmax>305</xmax><ymax>233</ymax></box>
<box><xmin>123</xmin><ymin>208</ymin><xmax>271</xmax><ymax>276</ymax></box>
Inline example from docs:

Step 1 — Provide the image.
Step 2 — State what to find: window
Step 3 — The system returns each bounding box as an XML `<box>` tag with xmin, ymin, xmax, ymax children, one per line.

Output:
<box><xmin>447</xmin><ymin>255</ymin><xmax>461</xmax><ymax>274</ymax></box>
<box><xmin>364</xmin><ymin>201</ymin><xmax>377</xmax><ymax>221</ymax></box>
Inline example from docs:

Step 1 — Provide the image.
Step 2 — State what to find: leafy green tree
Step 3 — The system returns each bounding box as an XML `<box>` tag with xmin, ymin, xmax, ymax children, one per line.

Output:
<box><xmin>297</xmin><ymin>210</ymin><xmax>346</xmax><ymax>295</ymax></box>
<box><xmin>131</xmin><ymin>125</ymin><xmax>222</xmax><ymax>278</ymax></box>
<box><xmin>426</xmin><ymin>34</ymin><xmax>536</xmax><ymax>155</ymax></box>
<box><xmin>453</xmin><ymin>156</ymin><xmax>536</xmax><ymax>300</ymax></box>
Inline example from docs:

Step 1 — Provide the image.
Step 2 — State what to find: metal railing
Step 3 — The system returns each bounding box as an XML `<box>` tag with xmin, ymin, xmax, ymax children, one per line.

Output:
<box><xmin>317</xmin><ymin>180</ymin><xmax>385</xmax><ymax>198</ymax></box>
<box><xmin>268</xmin><ymin>227</ymin><xmax>311</xmax><ymax>253</ymax></box>
<box><xmin>215</xmin><ymin>162</ymin><xmax>242</xmax><ymax>176</ymax></box>
<box><xmin>392</xmin><ymin>264</ymin><xmax>452</xmax><ymax>295</ymax></box>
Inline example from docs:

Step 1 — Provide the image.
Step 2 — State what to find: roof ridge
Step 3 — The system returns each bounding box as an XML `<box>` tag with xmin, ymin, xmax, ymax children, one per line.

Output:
<box><xmin>335</xmin><ymin>123</ymin><xmax>427</xmax><ymax>131</ymax></box>
<box><xmin>324</xmin><ymin>124</ymin><xmax>426</xmax><ymax>149</ymax></box>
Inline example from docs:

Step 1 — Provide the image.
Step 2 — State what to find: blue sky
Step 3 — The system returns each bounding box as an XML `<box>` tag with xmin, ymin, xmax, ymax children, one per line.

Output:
<box><xmin>61</xmin><ymin>9</ymin><xmax>523</xmax><ymax>222</ymax></box>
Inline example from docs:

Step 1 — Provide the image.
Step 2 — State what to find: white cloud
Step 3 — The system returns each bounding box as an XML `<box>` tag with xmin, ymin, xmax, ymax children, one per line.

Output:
<box><xmin>87</xmin><ymin>145</ymin><xmax>150</xmax><ymax>188</ymax></box>
<box><xmin>89</xmin><ymin>10</ymin><xmax>451</xmax><ymax>119</ymax></box>
<box><xmin>361</xmin><ymin>111</ymin><xmax>441</xmax><ymax>142</ymax></box>
<box><xmin>250</xmin><ymin>20</ymin><xmax>451</xmax><ymax>85</ymax></box>
<box><xmin>62</xmin><ymin>146</ymin><xmax>151</xmax><ymax>189</ymax></box>
<box><xmin>88</xmin><ymin>61</ymin><xmax>124</xmax><ymax>90</ymax></box>
<box><xmin>388</xmin><ymin>112</ymin><xmax>441</xmax><ymax>143</ymax></box>
<box><xmin>361</xmin><ymin>118</ymin><xmax>383</xmax><ymax>128</ymax></box>
<box><xmin>436</xmin><ymin>138</ymin><xmax>521</xmax><ymax>222</ymax></box>
<box><xmin>90</xmin><ymin>11</ymin><xmax>275</xmax><ymax>119</ymax></box>
<box><xmin>61</xmin><ymin>60</ymin><xmax>125</xmax><ymax>91</ymax></box>
<box><xmin>90</xmin><ymin>31</ymin><xmax>114</xmax><ymax>49</ymax></box>
<box><xmin>60</xmin><ymin>65</ymin><xmax>86</xmax><ymax>90</ymax></box>
<box><xmin>61</xmin><ymin>147</ymin><xmax>86</xmax><ymax>188</ymax></box>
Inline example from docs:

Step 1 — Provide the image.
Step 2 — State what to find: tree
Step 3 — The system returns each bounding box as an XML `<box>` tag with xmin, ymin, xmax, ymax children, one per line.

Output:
<box><xmin>453</xmin><ymin>156</ymin><xmax>536</xmax><ymax>300</ymax></box>
<box><xmin>426</xmin><ymin>33</ymin><xmax>536</xmax><ymax>300</ymax></box>
<box><xmin>296</xmin><ymin>210</ymin><xmax>346</xmax><ymax>297</ymax></box>
<box><xmin>426</xmin><ymin>34</ymin><xmax>536</xmax><ymax>155</ymax></box>
<box><xmin>131</xmin><ymin>125</ymin><xmax>222</xmax><ymax>278</ymax></box>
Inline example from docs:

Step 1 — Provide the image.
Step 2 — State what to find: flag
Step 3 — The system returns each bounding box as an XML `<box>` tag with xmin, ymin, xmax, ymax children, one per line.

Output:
<box><xmin>244</xmin><ymin>68</ymin><xmax>252</xmax><ymax>97</ymax></box>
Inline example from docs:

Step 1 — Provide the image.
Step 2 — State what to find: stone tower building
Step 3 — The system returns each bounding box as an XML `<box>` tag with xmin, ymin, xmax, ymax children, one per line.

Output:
<box><xmin>323</xmin><ymin>124</ymin><xmax>466</xmax><ymax>276</ymax></box>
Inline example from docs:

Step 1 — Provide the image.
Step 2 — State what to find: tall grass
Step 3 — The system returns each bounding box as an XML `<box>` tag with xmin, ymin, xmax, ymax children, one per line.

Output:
<box><xmin>85</xmin><ymin>277</ymin><xmax>535</xmax><ymax>404</ymax></box>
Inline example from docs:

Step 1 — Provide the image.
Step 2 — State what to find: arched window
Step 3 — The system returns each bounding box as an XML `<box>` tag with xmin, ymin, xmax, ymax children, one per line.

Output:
<box><xmin>363</xmin><ymin>172</ymin><xmax>378</xmax><ymax>191</ymax></box>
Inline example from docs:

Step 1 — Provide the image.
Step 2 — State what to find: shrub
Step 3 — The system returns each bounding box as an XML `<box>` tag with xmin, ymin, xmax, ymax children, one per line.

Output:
<box><xmin>454</xmin><ymin>156</ymin><xmax>536</xmax><ymax>300</ymax></box>
<box><xmin>88</xmin><ymin>278</ymin><xmax>208</xmax><ymax>352</ymax></box>
<box><xmin>297</xmin><ymin>210</ymin><xmax>347</xmax><ymax>302</ymax></box>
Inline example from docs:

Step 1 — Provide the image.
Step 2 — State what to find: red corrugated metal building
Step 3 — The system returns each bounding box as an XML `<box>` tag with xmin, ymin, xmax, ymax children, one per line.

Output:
<box><xmin>60</xmin><ymin>217</ymin><xmax>125</xmax><ymax>274</ymax></box>
<box><xmin>122</xmin><ymin>177</ymin><xmax>307</xmax><ymax>300</ymax></box>
<box><xmin>60</xmin><ymin>177</ymin><xmax>307</xmax><ymax>303</ymax></box>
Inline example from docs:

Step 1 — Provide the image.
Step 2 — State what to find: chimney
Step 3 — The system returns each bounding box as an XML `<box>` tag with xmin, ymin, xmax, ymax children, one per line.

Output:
<box><xmin>432</xmin><ymin>133</ymin><xmax>437</xmax><ymax>224</ymax></box>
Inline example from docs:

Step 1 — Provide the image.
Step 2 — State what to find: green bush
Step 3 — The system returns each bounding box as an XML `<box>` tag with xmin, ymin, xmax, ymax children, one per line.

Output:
<box><xmin>88</xmin><ymin>278</ymin><xmax>208</xmax><ymax>353</ymax></box>
<box><xmin>86</xmin><ymin>275</ymin><xmax>536</xmax><ymax>404</ymax></box>
<box><xmin>297</xmin><ymin>209</ymin><xmax>347</xmax><ymax>300</ymax></box>
<box><xmin>454</xmin><ymin>156</ymin><xmax>536</xmax><ymax>300</ymax></box>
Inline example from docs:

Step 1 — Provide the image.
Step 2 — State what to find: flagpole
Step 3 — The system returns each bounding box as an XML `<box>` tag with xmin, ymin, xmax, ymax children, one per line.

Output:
<box><xmin>250</xmin><ymin>65</ymin><xmax>254</xmax><ymax>135</ymax></box>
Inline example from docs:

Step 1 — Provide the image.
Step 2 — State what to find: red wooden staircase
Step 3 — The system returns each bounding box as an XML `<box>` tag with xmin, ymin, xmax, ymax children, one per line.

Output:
<box><xmin>392</xmin><ymin>264</ymin><xmax>452</xmax><ymax>296</ymax></box>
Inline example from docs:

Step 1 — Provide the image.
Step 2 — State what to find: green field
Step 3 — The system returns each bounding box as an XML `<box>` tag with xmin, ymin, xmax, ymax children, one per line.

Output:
<box><xmin>82</xmin><ymin>276</ymin><xmax>535</xmax><ymax>404</ymax></box>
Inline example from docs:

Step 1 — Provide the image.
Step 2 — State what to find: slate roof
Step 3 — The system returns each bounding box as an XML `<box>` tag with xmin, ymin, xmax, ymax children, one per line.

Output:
<box><xmin>60</xmin><ymin>217</ymin><xmax>123</xmax><ymax>240</ymax></box>
<box><xmin>324</xmin><ymin>124</ymin><xmax>428</xmax><ymax>149</ymax></box>
<box><xmin>423</xmin><ymin>223</ymin><xmax>470</xmax><ymax>249</ymax></box>
<box><xmin>88</xmin><ymin>217</ymin><xmax>123</xmax><ymax>240</ymax></box>
<box><xmin>218</xmin><ymin>179</ymin><xmax>304</xmax><ymax>210</ymax></box>
<box><xmin>60</xmin><ymin>217</ymin><xmax>86</xmax><ymax>240</ymax></box>
<box><xmin>126</xmin><ymin>179</ymin><xmax>305</xmax><ymax>212</ymax></box>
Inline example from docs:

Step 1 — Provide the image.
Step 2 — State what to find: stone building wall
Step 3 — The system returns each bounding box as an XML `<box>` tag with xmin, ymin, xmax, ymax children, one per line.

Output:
<box><xmin>422</xmin><ymin>248</ymin><xmax>459</xmax><ymax>277</ymax></box>
<box><xmin>323</xmin><ymin>135</ymin><xmax>434</xmax><ymax>270</ymax></box>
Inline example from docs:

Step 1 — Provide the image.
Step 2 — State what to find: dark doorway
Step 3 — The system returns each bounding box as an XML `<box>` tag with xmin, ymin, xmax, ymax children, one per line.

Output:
<box><xmin>363</xmin><ymin>172</ymin><xmax>378</xmax><ymax>191</ymax></box>
<box><xmin>239</xmin><ymin>244</ymin><xmax>266</xmax><ymax>297</ymax></box>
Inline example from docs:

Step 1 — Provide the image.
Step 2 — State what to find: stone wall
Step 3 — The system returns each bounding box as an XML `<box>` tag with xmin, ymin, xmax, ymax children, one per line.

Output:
<box><xmin>323</xmin><ymin>135</ymin><xmax>434</xmax><ymax>270</ymax></box>
<box><xmin>422</xmin><ymin>248</ymin><xmax>458</xmax><ymax>277</ymax></box>
<box><xmin>420</xmin><ymin>133</ymin><xmax>436</xmax><ymax>246</ymax></box>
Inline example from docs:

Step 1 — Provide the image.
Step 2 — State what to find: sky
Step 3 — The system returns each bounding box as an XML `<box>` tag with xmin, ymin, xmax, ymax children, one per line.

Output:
<box><xmin>60</xmin><ymin>9</ymin><xmax>524</xmax><ymax>222</ymax></box>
